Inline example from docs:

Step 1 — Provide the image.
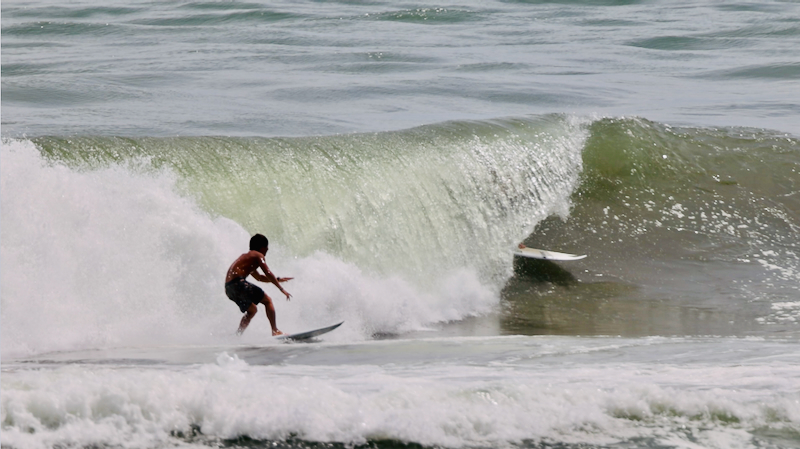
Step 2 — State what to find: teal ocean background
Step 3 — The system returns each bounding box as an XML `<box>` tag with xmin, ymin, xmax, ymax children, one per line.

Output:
<box><xmin>2</xmin><ymin>1</ymin><xmax>800</xmax><ymax>448</ymax></box>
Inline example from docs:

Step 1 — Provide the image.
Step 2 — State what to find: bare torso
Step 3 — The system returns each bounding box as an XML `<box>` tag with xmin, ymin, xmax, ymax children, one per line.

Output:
<box><xmin>225</xmin><ymin>250</ymin><xmax>265</xmax><ymax>283</ymax></box>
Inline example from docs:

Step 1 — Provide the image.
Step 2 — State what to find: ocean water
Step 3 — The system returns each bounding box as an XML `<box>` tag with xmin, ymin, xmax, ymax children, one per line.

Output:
<box><xmin>2</xmin><ymin>1</ymin><xmax>800</xmax><ymax>448</ymax></box>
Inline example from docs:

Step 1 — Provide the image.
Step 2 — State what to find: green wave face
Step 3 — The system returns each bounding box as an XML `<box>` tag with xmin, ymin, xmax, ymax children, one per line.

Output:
<box><xmin>32</xmin><ymin>115</ymin><xmax>588</xmax><ymax>287</ymax></box>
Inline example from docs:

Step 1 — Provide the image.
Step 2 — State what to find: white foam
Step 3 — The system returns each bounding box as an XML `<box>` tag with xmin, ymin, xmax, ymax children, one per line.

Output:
<box><xmin>1</xmin><ymin>139</ymin><xmax>244</xmax><ymax>355</ymax></box>
<box><xmin>3</xmin><ymin>338</ymin><xmax>799</xmax><ymax>449</ymax></box>
<box><xmin>273</xmin><ymin>252</ymin><xmax>496</xmax><ymax>340</ymax></box>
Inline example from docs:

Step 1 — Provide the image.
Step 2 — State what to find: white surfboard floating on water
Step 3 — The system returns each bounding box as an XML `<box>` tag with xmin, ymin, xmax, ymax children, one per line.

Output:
<box><xmin>274</xmin><ymin>321</ymin><xmax>344</xmax><ymax>341</ymax></box>
<box><xmin>513</xmin><ymin>247</ymin><xmax>587</xmax><ymax>261</ymax></box>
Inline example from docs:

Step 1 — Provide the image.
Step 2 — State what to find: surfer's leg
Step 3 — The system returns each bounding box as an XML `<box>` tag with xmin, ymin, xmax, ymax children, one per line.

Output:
<box><xmin>261</xmin><ymin>293</ymin><xmax>282</xmax><ymax>336</ymax></box>
<box><xmin>237</xmin><ymin>303</ymin><xmax>258</xmax><ymax>335</ymax></box>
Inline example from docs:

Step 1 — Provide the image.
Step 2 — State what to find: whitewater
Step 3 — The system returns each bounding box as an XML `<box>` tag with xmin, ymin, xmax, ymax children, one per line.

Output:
<box><xmin>4</xmin><ymin>337</ymin><xmax>800</xmax><ymax>449</ymax></box>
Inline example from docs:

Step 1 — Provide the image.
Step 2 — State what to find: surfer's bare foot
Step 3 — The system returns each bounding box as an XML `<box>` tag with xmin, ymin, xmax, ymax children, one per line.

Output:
<box><xmin>518</xmin><ymin>243</ymin><xmax>527</xmax><ymax>249</ymax></box>
<box><xmin>272</xmin><ymin>329</ymin><xmax>284</xmax><ymax>336</ymax></box>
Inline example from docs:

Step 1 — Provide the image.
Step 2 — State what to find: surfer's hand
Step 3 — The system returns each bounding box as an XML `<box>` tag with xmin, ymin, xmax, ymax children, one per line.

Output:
<box><xmin>279</xmin><ymin>277</ymin><xmax>293</xmax><ymax>283</ymax></box>
<box><xmin>283</xmin><ymin>290</ymin><xmax>292</xmax><ymax>301</ymax></box>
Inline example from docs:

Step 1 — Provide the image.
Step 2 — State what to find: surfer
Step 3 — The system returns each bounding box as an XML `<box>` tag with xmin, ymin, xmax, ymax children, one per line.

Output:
<box><xmin>225</xmin><ymin>234</ymin><xmax>292</xmax><ymax>336</ymax></box>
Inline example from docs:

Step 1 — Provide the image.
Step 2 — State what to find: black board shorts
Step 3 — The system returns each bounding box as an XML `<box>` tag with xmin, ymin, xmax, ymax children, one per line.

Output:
<box><xmin>225</xmin><ymin>278</ymin><xmax>264</xmax><ymax>313</ymax></box>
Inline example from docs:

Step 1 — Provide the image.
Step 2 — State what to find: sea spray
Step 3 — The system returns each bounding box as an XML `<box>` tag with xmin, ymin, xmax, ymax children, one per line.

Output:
<box><xmin>0</xmin><ymin>139</ymin><xmax>246</xmax><ymax>355</ymax></box>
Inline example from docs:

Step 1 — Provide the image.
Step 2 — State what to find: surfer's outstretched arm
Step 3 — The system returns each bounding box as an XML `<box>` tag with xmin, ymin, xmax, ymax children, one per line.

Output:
<box><xmin>252</xmin><ymin>265</ymin><xmax>292</xmax><ymax>301</ymax></box>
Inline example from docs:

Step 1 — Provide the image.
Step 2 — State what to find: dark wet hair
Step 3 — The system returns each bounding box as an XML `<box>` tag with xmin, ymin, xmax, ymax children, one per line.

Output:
<box><xmin>249</xmin><ymin>234</ymin><xmax>269</xmax><ymax>251</ymax></box>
